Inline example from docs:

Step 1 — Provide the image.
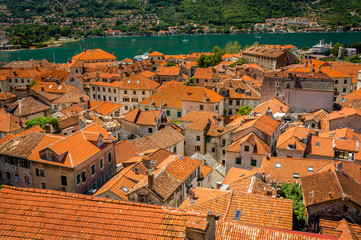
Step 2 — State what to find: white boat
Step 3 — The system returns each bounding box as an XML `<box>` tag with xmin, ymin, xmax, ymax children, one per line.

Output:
<box><xmin>134</xmin><ymin>52</ymin><xmax>149</xmax><ymax>61</ymax></box>
<box><xmin>309</xmin><ymin>40</ymin><xmax>332</xmax><ymax>54</ymax></box>
<box><xmin>182</xmin><ymin>38</ymin><xmax>189</xmax><ymax>42</ymax></box>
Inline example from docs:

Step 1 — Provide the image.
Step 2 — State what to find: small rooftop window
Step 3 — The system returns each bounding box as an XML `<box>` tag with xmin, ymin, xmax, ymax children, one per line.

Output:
<box><xmin>49</xmin><ymin>85</ymin><xmax>53</xmax><ymax>88</ymax></box>
<box><xmin>315</xmin><ymin>142</ymin><xmax>320</xmax><ymax>146</ymax></box>
<box><xmin>293</xmin><ymin>173</ymin><xmax>299</xmax><ymax>179</ymax></box>
<box><xmin>234</xmin><ymin>210</ymin><xmax>242</xmax><ymax>220</ymax></box>
<box><xmin>121</xmin><ymin>186</ymin><xmax>129</xmax><ymax>192</ymax></box>
<box><xmin>308</xmin><ymin>166</ymin><xmax>314</xmax><ymax>172</ymax></box>
<box><xmin>275</xmin><ymin>163</ymin><xmax>281</xmax><ymax>169</ymax></box>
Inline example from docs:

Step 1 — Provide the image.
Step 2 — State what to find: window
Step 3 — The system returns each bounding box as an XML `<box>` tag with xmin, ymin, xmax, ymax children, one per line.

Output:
<box><xmin>236</xmin><ymin>157</ymin><xmax>242</xmax><ymax>164</ymax></box>
<box><xmin>308</xmin><ymin>166</ymin><xmax>314</xmax><ymax>172</ymax></box>
<box><xmin>173</xmin><ymin>146</ymin><xmax>177</xmax><ymax>153</ymax></box>
<box><xmin>101</xmin><ymin>176</ymin><xmax>105</xmax><ymax>184</ymax></box>
<box><xmin>61</xmin><ymin>175</ymin><xmax>68</xmax><ymax>186</ymax></box>
<box><xmin>293</xmin><ymin>173</ymin><xmax>299</xmax><ymax>179</ymax></box>
<box><xmin>236</xmin><ymin>100</ymin><xmax>240</xmax><ymax>106</ymax></box>
<box><xmin>108</xmin><ymin>88</ymin><xmax>111</xmax><ymax>93</ymax></box>
<box><xmin>125</xmin><ymin>106</ymin><xmax>128</xmax><ymax>110</ymax></box>
<box><xmin>244</xmin><ymin>145</ymin><xmax>250</xmax><ymax>152</ymax></box>
<box><xmin>41</xmin><ymin>182</ymin><xmax>47</xmax><ymax>189</ymax></box>
<box><xmin>275</xmin><ymin>82</ymin><xmax>279</xmax><ymax>87</ymax></box>
<box><xmin>234</xmin><ymin>210</ymin><xmax>242</xmax><ymax>220</ymax></box>
<box><xmin>212</xmin><ymin>147</ymin><xmax>215</xmax><ymax>153</ymax></box>
<box><xmin>36</xmin><ymin>168</ymin><xmax>45</xmax><ymax>177</ymax></box>
<box><xmin>200</xmin><ymin>105</ymin><xmax>204</xmax><ymax>110</ymax></box>
<box><xmin>103</xmin><ymin>88</ymin><xmax>105</xmax><ymax>92</ymax></box>
<box><xmin>196</xmin><ymin>136</ymin><xmax>200</xmax><ymax>141</ymax></box>
<box><xmin>195</xmin><ymin>146</ymin><xmax>200</xmax><ymax>152</ymax></box>
<box><xmin>103</xmin><ymin>96</ymin><xmax>106</xmax><ymax>101</ymax></box>
<box><xmin>81</xmin><ymin>171</ymin><xmax>86</xmax><ymax>182</ymax></box>
<box><xmin>177</xmin><ymin>111</ymin><xmax>182</xmax><ymax>118</ymax></box>
<box><xmin>24</xmin><ymin>175</ymin><xmax>30</xmax><ymax>184</ymax></box>
<box><xmin>142</xmin><ymin>91</ymin><xmax>145</xmax><ymax>95</ymax></box>
<box><xmin>6</xmin><ymin>172</ymin><xmax>11</xmax><ymax>180</ymax></box>
<box><xmin>145</xmin><ymin>108</ymin><xmax>149</xmax><ymax>111</ymax></box>
<box><xmin>114</xmin><ymin>89</ymin><xmax>116</xmax><ymax>93</ymax></box>
<box><xmin>108</xmin><ymin>152</ymin><xmax>112</xmax><ymax>163</ymax></box>
<box><xmin>124</xmin><ymin>90</ymin><xmax>127</xmax><ymax>94</ymax></box>
<box><xmin>315</xmin><ymin>142</ymin><xmax>320</xmax><ymax>146</ymax></box>
<box><xmin>343</xmin><ymin>88</ymin><xmax>346</xmax><ymax>93</ymax></box>
<box><xmin>275</xmin><ymin>163</ymin><xmax>281</xmax><ymax>168</ymax></box>
<box><xmin>133</xmin><ymin>91</ymin><xmax>136</xmax><ymax>95</ymax></box>
<box><xmin>92</xmin><ymin>182</ymin><xmax>97</xmax><ymax>189</ymax></box>
<box><xmin>139</xmin><ymin>194</ymin><xmax>148</xmax><ymax>203</ymax></box>
<box><xmin>114</xmin><ymin>97</ymin><xmax>117</xmax><ymax>102</ymax></box>
<box><xmin>100</xmin><ymin>159</ymin><xmax>104</xmax><ymax>169</ymax></box>
<box><xmin>344</xmin><ymin>79</ymin><xmax>347</xmax><ymax>84</ymax></box>
<box><xmin>76</xmin><ymin>173</ymin><xmax>81</xmax><ymax>184</ymax></box>
<box><xmin>251</xmin><ymin>159</ymin><xmax>257</xmax><ymax>166</ymax></box>
<box><xmin>229</xmin><ymin>99</ymin><xmax>233</xmax><ymax>105</ymax></box>
<box><xmin>148</xmin><ymin>128</ymin><xmax>153</xmax><ymax>133</ymax></box>
<box><xmin>21</xmin><ymin>79</ymin><xmax>24</xmax><ymax>83</ymax></box>
<box><xmin>91</xmin><ymin>164</ymin><xmax>96</xmax><ymax>175</ymax></box>
<box><xmin>15</xmin><ymin>174</ymin><xmax>19</xmax><ymax>183</ymax></box>
<box><xmin>335</xmin><ymin>80</ymin><xmax>338</xmax><ymax>85</ymax></box>
<box><xmin>109</xmin><ymin>96</ymin><xmax>112</xmax><ymax>101</ymax></box>
<box><xmin>221</xmin><ymin>139</ymin><xmax>226</xmax><ymax>146</ymax></box>
<box><xmin>166</xmin><ymin>110</ymin><xmax>170</xmax><ymax>116</ymax></box>
<box><xmin>343</xmin><ymin>205</ymin><xmax>348</xmax><ymax>212</ymax></box>
<box><xmin>222</xmin><ymin>150</ymin><xmax>225</xmax><ymax>155</ymax></box>
<box><xmin>215</xmin><ymin>105</ymin><xmax>218</xmax><ymax>110</ymax></box>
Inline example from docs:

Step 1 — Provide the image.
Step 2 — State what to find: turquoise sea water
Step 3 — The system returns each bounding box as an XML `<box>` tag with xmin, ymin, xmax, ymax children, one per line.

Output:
<box><xmin>1</xmin><ymin>32</ymin><xmax>361</xmax><ymax>63</ymax></box>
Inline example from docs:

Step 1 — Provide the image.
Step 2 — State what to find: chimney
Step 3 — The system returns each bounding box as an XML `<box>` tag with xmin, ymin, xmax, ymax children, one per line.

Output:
<box><xmin>189</xmin><ymin>188</ymin><xmax>196</xmax><ymax>200</ymax></box>
<box><xmin>44</xmin><ymin>123</ymin><xmax>53</xmax><ymax>134</ymax></box>
<box><xmin>266</xmin><ymin>106</ymin><xmax>273</xmax><ymax>116</ymax></box>
<box><xmin>150</xmin><ymin>160</ymin><xmax>157</xmax><ymax>172</ymax></box>
<box><xmin>134</xmin><ymin>167</ymin><xmax>139</xmax><ymax>174</ymax></box>
<box><xmin>148</xmin><ymin>171</ymin><xmax>154</xmax><ymax>190</ymax></box>
<box><xmin>142</xmin><ymin>156</ymin><xmax>151</xmax><ymax>169</ymax></box>
<box><xmin>203</xmin><ymin>94</ymin><xmax>208</xmax><ymax>103</ymax></box>
<box><xmin>216</xmin><ymin>182</ymin><xmax>222</xmax><ymax>189</ymax></box>
<box><xmin>336</xmin><ymin>163</ymin><xmax>343</xmax><ymax>172</ymax></box>
<box><xmin>108</xmin><ymin>132</ymin><xmax>112</xmax><ymax>141</ymax></box>
<box><xmin>79</xmin><ymin>96</ymin><xmax>84</xmax><ymax>102</ymax></box>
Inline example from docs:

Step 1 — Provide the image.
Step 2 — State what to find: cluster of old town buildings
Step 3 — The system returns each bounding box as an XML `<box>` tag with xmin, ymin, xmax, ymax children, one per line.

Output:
<box><xmin>1</xmin><ymin>45</ymin><xmax>361</xmax><ymax>239</ymax></box>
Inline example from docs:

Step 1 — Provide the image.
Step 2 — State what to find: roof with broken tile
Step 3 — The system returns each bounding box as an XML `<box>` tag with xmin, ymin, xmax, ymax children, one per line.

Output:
<box><xmin>139</xmin><ymin>85</ymin><xmax>223</xmax><ymax>108</ymax></box>
<box><xmin>216</xmin><ymin>220</ymin><xmax>338</xmax><ymax>240</ymax></box>
<box><xmin>179</xmin><ymin>187</ymin><xmax>293</xmax><ymax>230</ymax></box>
<box><xmin>130</xmin><ymin>126</ymin><xmax>185</xmax><ymax>152</ymax></box>
<box><xmin>0</xmin><ymin>185</ymin><xmax>212</xmax><ymax>239</ymax></box>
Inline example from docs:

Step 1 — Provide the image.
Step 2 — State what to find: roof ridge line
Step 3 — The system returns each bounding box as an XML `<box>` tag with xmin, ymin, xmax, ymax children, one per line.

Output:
<box><xmin>333</xmin><ymin>170</ymin><xmax>346</xmax><ymax>198</ymax></box>
<box><xmin>224</xmin><ymin>190</ymin><xmax>234</xmax><ymax>220</ymax></box>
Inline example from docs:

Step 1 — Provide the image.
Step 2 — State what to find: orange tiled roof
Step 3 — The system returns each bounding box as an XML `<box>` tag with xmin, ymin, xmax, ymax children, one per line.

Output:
<box><xmin>301</xmin><ymin>169</ymin><xmax>361</xmax><ymax>207</ymax></box>
<box><xmin>12</xmin><ymin>96</ymin><xmax>50</xmax><ymax>117</ymax></box>
<box><xmin>123</xmin><ymin>108</ymin><xmax>160</xmax><ymax>126</ymax></box>
<box><xmin>179</xmin><ymin>111</ymin><xmax>218</xmax><ymax>123</ymax></box>
<box><xmin>115</xmin><ymin>139</ymin><xmax>140</xmax><ymax>165</ymax></box>
<box><xmin>227</xmin><ymin>132</ymin><xmax>270</xmax><ymax>155</ymax></box>
<box><xmin>52</xmin><ymin>91</ymin><xmax>89</xmax><ymax>104</ymax></box>
<box><xmin>31</xmin><ymin>81</ymin><xmax>79</xmax><ymax>94</ymax></box>
<box><xmin>131</xmin><ymin>126</ymin><xmax>185</xmax><ymax>152</ymax></box>
<box><xmin>320</xmin><ymin>219</ymin><xmax>361</xmax><ymax>239</ymax></box>
<box><xmin>328</xmin><ymin>108</ymin><xmax>361</xmax><ymax>120</ymax></box>
<box><xmin>193</xmin><ymin>68</ymin><xmax>215</xmax><ymax>80</ymax></box>
<box><xmin>72</xmin><ymin>49</ymin><xmax>116</xmax><ymax>61</ymax></box>
<box><xmin>344</xmin><ymin>88</ymin><xmax>361</xmax><ymax>101</ymax></box>
<box><xmin>156</xmin><ymin>66</ymin><xmax>181</xmax><ymax>76</ymax></box>
<box><xmin>0</xmin><ymin>125</ymin><xmax>43</xmax><ymax>144</ymax></box>
<box><xmin>0</xmin><ymin>92</ymin><xmax>17</xmax><ymax>101</ymax></box>
<box><xmin>261</xmin><ymin>156</ymin><xmax>333</xmax><ymax>183</ymax></box>
<box><xmin>319</xmin><ymin>127</ymin><xmax>361</xmax><ymax>141</ymax></box>
<box><xmin>234</xmin><ymin>114</ymin><xmax>281</xmax><ymax>137</ymax></box>
<box><xmin>90</xmin><ymin>102</ymin><xmax>122</xmax><ymax>115</ymax></box>
<box><xmin>253</xmin><ymin>98</ymin><xmax>289</xmax><ymax>114</ymax></box>
<box><xmin>27</xmin><ymin>123</ymin><xmax>113</xmax><ymax>168</ymax></box>
<box><xmin>0</xmin><ymin>112</ymin><xmax>23</xmax><ymax>133</ymax></box>
<box><xmin>140</xmin><ymin>85</ymin><xmax>223</xmax><ymax>108</ymax></box>
<box><xmin>277</xmin><ymin>126</ymin><xmax>314</xmax><ymax>151</ymax></box>
<box><xmin>216</xmin><ymin>220</ymin><xmax>338</xmax><ymax>240</ymax></box>
<box><xmin>223</xmin><ymin>167</ymin><xmax>262</xmax><ymax>185</ymax></box>
<box><xmin>180</xmin><ymin>187</ymin><xmax>293</xmax><ymax>230</ymax></box>
<box><xmin>0</xmin><ymin>185</ymin><xmax>211</xmax><ymax>239</ymax></box>
<box><xmin>148</xmin><ymin>51</ymin><xmax>164</xmax><ymax>57</ymax></box>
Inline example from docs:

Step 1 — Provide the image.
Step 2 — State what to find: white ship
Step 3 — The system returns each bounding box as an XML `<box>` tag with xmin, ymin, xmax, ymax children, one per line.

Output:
<box><xmin>309</xmin><ymin>40</ymin><xmax>332</xmax><ymax>55</ymax></box>
<box><xmin>134</xmin><ymin>52</ymin><xmax>149</xmax><ymax>61</ymax></box>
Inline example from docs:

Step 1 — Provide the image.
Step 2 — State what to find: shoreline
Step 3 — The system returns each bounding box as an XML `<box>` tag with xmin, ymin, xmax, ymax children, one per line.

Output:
<box><xmin>0</xmin><ymin>31</ymin><xmax>353</xmax><ymax>52</ymax></box>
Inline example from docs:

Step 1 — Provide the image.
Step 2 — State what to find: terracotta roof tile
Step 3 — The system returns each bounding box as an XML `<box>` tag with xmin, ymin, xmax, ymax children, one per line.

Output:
<box><xmin>115</xmin><ymin>139</ymin><xmax>140</xmax><ymax>165</ymax></box>
<box><xmin>0</xmin><ymin>112</ymin><xmax>23</xmax><ymax>133</ymax></box>
<box><xmin>52</xmin><ymin>92</ymin><xmax>89</xmax><ymax>104</ymax></box>
<box><xmin>0</xmin><ymin>185</ymin><xmax>211</xmax><ymax>239</ymax></box>
<box><xmin>320</xmin><ymin>219</ymin><xmax>361</xmax><ymax>239</ymax></box>
<box><xmin>90</xmin><ymin>102</ymin><xmax>122</xmax><ymax>116</ymax></box>
<box><xmin>72</xmin><ymin>49</ymin><xmax>116</xmax><ymax>61</ymax></box>
<box><xmin>216</xmin><ymin>220</ymin><xmax>338</xmax><ymax>240</ymax></box>
<box><xmin>227</xmin><ymin>132</ymin><xmax>270</xmax><ymax>154</ymax></box>
<box><xmin>0</xmin><ymin>92</ymin><xmax>17</xmax><ymax>101</ymax></box>
<box><xmin>180</xmin><ymin>187</ymin><xmax>293</xmax><ymax>230</ymax></box>
<box><xmin>131</xmin><ymin>126</ymin><xmax>184</xmax><ymax>152</ymax></box>
<box><xmin>11</xmin><ymin>96</ymin><xmax>50</xmax><ymax>117</ymax></box>
<box><xmin>156</xmin><ymin>66</ymin><xmax>181</xmax><ymax>76</ymax></box>
<box><xmin>253</xmin><ymin>98</ymin><xmax>289</xmax><ymax>114</ymax></box>
<box><xmin>223</xmin><ymin>167</ymin><xmax>262</xmax><ymax>185</ymax></box>
<box><xmin>139</xmin><ymin>85</ymin><xmax>223</xmax><ymax>108</ymax></box>
<box><xmin>328</xmin><ymin>108</ymin><xmax>361</xmax><ymax>121</ymax></box>
<box><xmin>234</xmin><ymin>114</ymin><xmax>281</xmax><ymax>137</ymax></box>
<box><xmin>31</xmin><ymin>81</ymin><xmax>79</xmax><ymax>94</ymax></box>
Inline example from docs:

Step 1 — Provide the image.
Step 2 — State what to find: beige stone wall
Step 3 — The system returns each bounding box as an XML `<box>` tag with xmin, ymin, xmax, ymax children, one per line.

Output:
<box><xmin>182</xmin><ymin>99</ymin><xmax>224</xmax><ymax>117</ymax></box>
<box><xmin>0</xmin><ymin>156</ymin><xmax>33</xmax><ymax>188</ymax></box>
<box><xmin>276</xmin><ymin>149</ymin><xmax>304</xmax><ymax>158</ymax></box>
<box><xmin>226</xmin><ymin>143</ymin><xmax>264</xmax><ymax>173</ymax></box>
<box><xmin>224</xmin><ymin>98</ymin><xmax>260</xmax><ymax>116</ymax></box>
<box><xmin>333</xmin><ymin>77</ymin><xmax>352</xmax><ymax>102</ymax></box>
<box><xmin>184</xmin><ymin>129</ymin><xmax>205</xmax><ymax>156</ymax></box>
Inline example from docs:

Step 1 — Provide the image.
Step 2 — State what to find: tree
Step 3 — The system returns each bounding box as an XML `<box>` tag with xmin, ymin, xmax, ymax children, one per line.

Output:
<box><xmin>25</xmin><ymin>117</ymin><xmax>59</xmax><ymax>132</ymax></box>
<box><xmin>230</xmin><ymin>58</ymin><xmax>247</xmax><ymax>67</ymax></box>
<box><xmin>148</xmin><ymin>48</ymin><xmax>153</xmax><ymax>53</ymax></box>
<box><xmin>281</xmin><ymin>183</ymin><xmax>306</xmax><ymax>231</ymax></box>
<box><xmin>238</xmin><ymin>106</ymin><xmax>252</xmax><ymax>116</ymax></box>
<box><xmin>300</xmin><ymin>46</ymin><xmax>309</xmax><ymax>51</ymax></box>
<box><xmin>351</xmin><ymin>42</ymin><xmax>361</xmax><ymax>54</ymax></box>
<box><xmin>138</xmin><ymin>49</ymin><xmax>142</xmax><ymax>55</ymax></box>
<box><xmin>224</xmin><ymin>41</ymin><xmax>241</xmax><ymax>54</ymax></box>
<box><xmin>331</xmin><ymin>42</ymin><xmax>343</xmax><ymax>56</ymax></box>
<box><xmin>29</xmin><ymin>80</ymin><xmax>36</xmax><ymax>87</ymax></box>
<box><xmin>165</xmin><ymin>61</ymin><xmax>176</xmax><ymax>67</ymax></box>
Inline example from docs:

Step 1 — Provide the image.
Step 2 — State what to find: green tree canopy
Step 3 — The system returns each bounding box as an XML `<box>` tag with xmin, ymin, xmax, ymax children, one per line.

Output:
<box><xmin>25</xmin><ymin>117</ymin><xmax>59</xmax><ymax>132</ymax></box>
<box><xmin>281</xmin><ymin>182</ymin><xmax>306</xmax><ymax>231</ymax></box>
<box><xmin>165</xmin><ymin>61</ymin><xmax>177</xmax><ymax>67</ymax></box>
<box><xmin>238</xmin><ymin>106</ymin><xmax>252</xmax><ymax>116</ymax></box>
<box><xmin>224</xmin><ymin>41</ymin><xmax>241</xmax><ymax>54</ymax></box>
